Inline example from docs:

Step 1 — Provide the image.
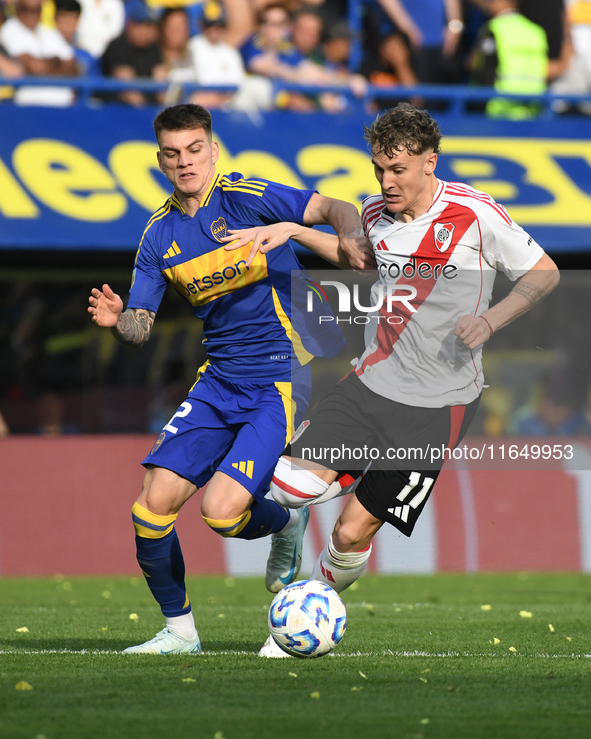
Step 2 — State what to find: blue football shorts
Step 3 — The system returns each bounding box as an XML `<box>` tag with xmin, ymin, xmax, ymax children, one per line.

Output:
<box><xmin>142</xmin><ymin>362</ymin><xmax>311</xmax><ymax>499</ymax></box>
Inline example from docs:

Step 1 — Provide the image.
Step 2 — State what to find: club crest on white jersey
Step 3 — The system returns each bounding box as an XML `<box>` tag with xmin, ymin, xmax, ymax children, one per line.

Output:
<box><xmin>433</xmin><ymin>222</ymin><xmax>455</xmax><ymax>252</ymax></box>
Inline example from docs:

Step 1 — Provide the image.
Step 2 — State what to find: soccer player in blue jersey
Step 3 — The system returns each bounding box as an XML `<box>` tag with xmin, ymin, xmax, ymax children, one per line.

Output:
<box><xmin>88</xmin><ymin>103</ymin><xmax>371</xmax><ymax>655</ymax></box>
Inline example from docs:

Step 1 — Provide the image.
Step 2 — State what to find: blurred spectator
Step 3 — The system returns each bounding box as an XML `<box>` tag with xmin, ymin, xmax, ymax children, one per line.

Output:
<box><xmin>75</xmin><ymin>0</ymin><xmax>125</xmax><ymax>59</ymax></box>
<box><xmin>213</xmin><ymin>0</ymin><xmax>253</xmax><ymax>49</ymax></box>
<box><xmin>187</xmin><ymin>0</ymin><xmax>246</xmax><ymax>108</ymax></box>
<box><xmin>54</xmin><ymin>0</ymin><xmax>100</xmax><ymax>75</ymax></box>
<box><xmin>552</xmin><ymin>0</ymin><xmax>591</xmax><ymax>113</ymax></box>
<box><xmin>0</xmin><ymin>44</ymin><xmax>24</xmax><ymax>91</ymax></box>
<box><xmin>322</xmin><ymin>19</ymin><xmax>355</xmax><ymax>70</ymax></box>
<box><xmin>471</xmin><ymin>0</ymin><xmax>548</xmax><ymax>119</ymax></box>
<box><xmin>240</xmin><ymin>4</ymin><xmax>309</xmax><ymax>110</ymax></box>
<box><xmin>101</xmin><ymin>0</ymin><xmax>166</xmax><ymax>106</ymax></box>
<box><xmin>508</xmin><ymin>369</ymin><xmax>591</xmax><ymax>436</ymax></box>
<box><xmin>316</xmin><ymin>20</ymin><xmax>368</xmax><ymax>110</ymax></box>
<box><xmin>519</xmin><ymin>0</ymin><xmax>570</xmax><ymax>81</ymax></box>
<box><xmin>291</xmin><ymin>7</ymin><xmax>324</xmax><ymax>62</ymax></box>
<box><xmin>290</xmin><ymin>9</ymin><xmax>368</xmax><ymax>111</ymax></box>
<box><xmin>0</xmin><ymin>0</ymin><xmax>79</xmax><ymax>105</ymax></box>
<box><xmin>364</xmin><ymin>0</ymin><xmax>464</xmax><ymax>86</ymax></box>
<box><xmin>241</xmin><ymin>4</ymin><xmax>301</xmax><ymax>78</ymax></box>
<box><xmin>241</xmin><ymin>3</ymin><xmax>366</xmax><ymax>111</ymax></box>
<box><xmin>159</xmin><ymin>6</ymin><xmax>194</xmax><ymax>83</ymax></box>
<box><xmin>360</xmin><ymin>20</ymin><xmax>416</xmax><ymax>88</ymax></box>
<box><xmin>151</xmin><ymin>0</ymin><xmax>253</xmax><ymax>46</ymax></box>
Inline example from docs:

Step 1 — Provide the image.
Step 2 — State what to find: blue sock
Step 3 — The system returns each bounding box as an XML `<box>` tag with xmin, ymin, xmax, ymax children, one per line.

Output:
<box><xmin>132</xmin><ymin>502</ymin><xmax>190</xmax><ymax>618</ymax></box>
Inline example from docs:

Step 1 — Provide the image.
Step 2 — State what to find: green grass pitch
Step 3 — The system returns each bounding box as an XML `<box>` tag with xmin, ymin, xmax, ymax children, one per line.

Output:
<box><xmin>1</xmin><ymin>573</ymin><xmax>590</xmax><ymax>739</ymax></box>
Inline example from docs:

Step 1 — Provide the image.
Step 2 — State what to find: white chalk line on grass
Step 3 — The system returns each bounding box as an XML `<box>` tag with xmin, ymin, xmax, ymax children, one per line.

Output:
<box><xmin>1</xmin><ymin>648</ymin><xmax>590</xmax><ymax>659</ymax></box>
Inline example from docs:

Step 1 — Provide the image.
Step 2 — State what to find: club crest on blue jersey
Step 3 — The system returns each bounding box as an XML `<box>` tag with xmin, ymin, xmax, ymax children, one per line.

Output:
<box><xmin>211</xmin><ymin>217</ymin><xmax>227</xmax><ymax>242</ymax></box>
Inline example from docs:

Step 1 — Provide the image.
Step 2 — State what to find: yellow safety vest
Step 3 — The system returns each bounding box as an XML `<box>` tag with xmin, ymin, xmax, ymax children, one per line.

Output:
<box><xmin>486</xmin><ymin>12</ymin><xmax>549</xmax><ymax>120</ymax></box>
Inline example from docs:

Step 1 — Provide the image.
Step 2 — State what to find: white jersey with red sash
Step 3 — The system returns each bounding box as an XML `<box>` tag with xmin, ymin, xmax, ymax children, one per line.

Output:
<box><xmin>356</xmin><ymin>179</ymin><xmax>544</xmax><ymax>408</ymax></box>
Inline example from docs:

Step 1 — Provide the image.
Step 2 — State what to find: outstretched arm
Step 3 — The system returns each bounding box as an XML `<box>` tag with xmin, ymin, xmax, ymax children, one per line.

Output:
<box><xmin>222</xmin><ymin>222</ymin><xmax>373</xmax><ymax>269</ymax></box>
<box><xmin>88</xmin><ymin>284</ymin><xmax>155</xmax><ymax>347</ymax></box>
<box><xmin>303</xmin><ymin>193</ymin><xmax>375</xmax><ymax>269</ymax></box>
<box><xmin>454</xmin><ymin>253</ymin><xmax>560</xmax><ymax>350</ymax></box>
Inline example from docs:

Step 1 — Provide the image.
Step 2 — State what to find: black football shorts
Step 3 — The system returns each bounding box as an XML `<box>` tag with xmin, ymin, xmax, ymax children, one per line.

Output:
<box><xmin>289</xmin><ymin>372</ymin><xmax>479</xmax><ymax>536</ymax></box>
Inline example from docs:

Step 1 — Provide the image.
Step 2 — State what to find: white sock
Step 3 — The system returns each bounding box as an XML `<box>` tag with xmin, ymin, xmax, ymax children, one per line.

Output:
<box><xmin>311</xmin><ymin>536</ymin><xmax>371</xmax><ymax>593</ymax></box>
<box><xmin>277</xmin><ymin>507</ymin><xmax>298</xmax><ymax>535</ymax></box>
<box><xmin>166</xmin><ymin>612</ymin><xmax>198</xmax><ymax>640</ymax></box>
<box><xmin>271</xmin><ymin>457</ymin><xmax>330</xmax><ymax>508</ymax></box>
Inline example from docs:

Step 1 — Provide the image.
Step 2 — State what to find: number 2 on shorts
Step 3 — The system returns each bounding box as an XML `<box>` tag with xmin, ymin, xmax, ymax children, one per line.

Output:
<box><xmin>163</xmin><ymin>401</ymin><xmax>192</xmax><ymax>434</ymax></box>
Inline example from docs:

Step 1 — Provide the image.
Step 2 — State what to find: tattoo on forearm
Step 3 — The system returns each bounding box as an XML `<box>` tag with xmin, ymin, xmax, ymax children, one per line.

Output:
<box><xmin>511</xmin><ymin>280</ymin><xmax>547</xmax><ymax>306</ymax></box>
<box><xmin>112</xmin><ymin>309</ymin><xmax>155</xmax><ymax>346</ymax></box>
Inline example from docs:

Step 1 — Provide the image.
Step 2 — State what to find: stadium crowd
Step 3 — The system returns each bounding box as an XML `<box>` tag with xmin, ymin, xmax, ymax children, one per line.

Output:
<box><xmin>0</xmin><ymin>0</ymin><xmax>590</xmax><ymax>113</ymax></box>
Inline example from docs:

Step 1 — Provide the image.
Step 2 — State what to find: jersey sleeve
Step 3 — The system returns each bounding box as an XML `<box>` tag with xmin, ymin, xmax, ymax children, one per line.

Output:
<box><xmin>126</xmin><ymin>231</ymin><xmax>168</xmax><ymax>314</ymax></box>
<box><xmin>478</xmin><ymin>202</ymin><xmax>544</xmax><ymax>281</ymax></box>
<box><xmin>231</xmin><ymin>175</ymin><xmax>315</xmax><ymax>226</ymax></box>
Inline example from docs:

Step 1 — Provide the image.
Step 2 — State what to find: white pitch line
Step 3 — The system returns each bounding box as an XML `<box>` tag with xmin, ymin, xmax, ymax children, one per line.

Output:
<box><xmin>1</xmin><ymin>649</ymin><xmax>590</xmax><ymax>659</ymax></box>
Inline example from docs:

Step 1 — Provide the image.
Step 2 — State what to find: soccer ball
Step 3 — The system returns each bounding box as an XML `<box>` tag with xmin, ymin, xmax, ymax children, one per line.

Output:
<box><xmin>268</xmin><ymin>579</ymin><xmax>347</xmax><ymax>658</ymax></box>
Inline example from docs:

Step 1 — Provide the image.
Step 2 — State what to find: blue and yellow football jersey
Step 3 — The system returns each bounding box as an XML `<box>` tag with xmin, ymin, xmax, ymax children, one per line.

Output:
<box><xmin>127</xmin><ymin>171</ymin><xmax>343</xmax><ymax>382</ymax></box>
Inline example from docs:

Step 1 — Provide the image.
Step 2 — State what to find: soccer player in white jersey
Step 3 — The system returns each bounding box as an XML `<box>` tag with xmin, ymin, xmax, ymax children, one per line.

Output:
<box><xmin>225</xmin><ymin>102</ymin><xmax>560</xmax><ymax>657</ymax></box>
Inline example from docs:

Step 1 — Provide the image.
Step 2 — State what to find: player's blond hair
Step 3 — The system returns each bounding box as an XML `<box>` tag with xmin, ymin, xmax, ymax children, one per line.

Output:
<box><xmin>364</xmin><ymin>103</ymin><xmax>442</xmax><ymax>156</ymax></box>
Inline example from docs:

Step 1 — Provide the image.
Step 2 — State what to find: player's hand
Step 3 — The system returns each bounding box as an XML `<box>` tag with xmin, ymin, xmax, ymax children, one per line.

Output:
<box><xmin>88</xmin><ymin>284</ymin><xmax>124</xmax><ymax>328</ymax></box>
<box><xmin>339</xmin><ymin>232</ymin><xmax>376</xmax><ymax>270</ymax></box>
<box><xmin>454</xmin><ymin>314</ymin><xmax>493</xmax><ymax>349</ymax></box>
<box><xmin>221</xmin><ymin>224</ymin><xmax>295</xmax><ymax>267</ymax></box>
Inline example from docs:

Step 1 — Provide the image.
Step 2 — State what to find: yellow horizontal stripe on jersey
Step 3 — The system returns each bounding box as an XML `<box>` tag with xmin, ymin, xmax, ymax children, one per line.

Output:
<box><xmin>220</xmin><ymin>176</ymin><xmax>267</xmax><ymax>189</ymax></box>
<box><xmin>220</xmin><ymin>182</ymin><xmax>267</xmax><ymax>193</ymax></box>
<box><xmin>163</xmin><ymin>243</ymin><xmax>268</xmax><ymax>307</ymax></box>
<box><xmin>271</xmin><ymin>287</ymin><xmax>314</xmax><ymax>367</ymax></box>
<box><xmin>274</xmin><ymin>381</ymin><xmax>294</xmax><ymax>447</ymax></box>
<box><xmin>218</xmin><ymin>186</ymin><xmax>266</xmax><ymax>198</ymax></box>
<box><xmin>219</xmin><ymin>177</ymin><xmax>268</xmax><ymax>197</ymax></box>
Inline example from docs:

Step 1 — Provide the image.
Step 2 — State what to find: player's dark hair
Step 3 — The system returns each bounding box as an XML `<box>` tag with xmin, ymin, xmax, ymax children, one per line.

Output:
<box><xmin>364</xmin><ymin>103</ymin><xmax>442</xmax><ymax>156</ymax></box>
<box><xmin>153</xmin><ymin>104</ymin><xmax>213</xmax><ymax>142</ymax></box>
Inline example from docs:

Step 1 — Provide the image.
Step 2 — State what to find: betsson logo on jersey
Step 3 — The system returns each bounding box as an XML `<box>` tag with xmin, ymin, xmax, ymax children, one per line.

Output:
<box><xmin>163</xmin><ymin>244</ymin><xmax>268</xmax><ymax>306</ymax></box>
<box><xmin>183</xmin><ymin>260</ymin><xmax>249</xmax><ymax>294</ymax></box>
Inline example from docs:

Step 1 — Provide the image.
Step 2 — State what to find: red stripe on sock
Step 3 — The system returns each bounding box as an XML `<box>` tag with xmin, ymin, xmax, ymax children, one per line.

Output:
<box><xmin>321</xmin><ymin>563</ymin><xmax>336</xmax><ymax>582</ymax></box>
<box><xmin>272</xmin><ymin>475</ymin><xmax>317</xmax><ymax>499</ymax></box>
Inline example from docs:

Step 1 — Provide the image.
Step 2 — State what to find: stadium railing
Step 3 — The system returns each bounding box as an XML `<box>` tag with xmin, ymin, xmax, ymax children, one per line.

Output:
<box><xmin>4</xmin><ymin>76</ymin><xmax>591</xmax><ymax>117</ymax></box>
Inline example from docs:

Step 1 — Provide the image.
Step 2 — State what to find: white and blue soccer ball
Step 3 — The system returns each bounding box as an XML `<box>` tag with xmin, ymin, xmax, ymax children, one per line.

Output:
<box><xmin>268</xmin><ymin>579</ymin><xmax>347</xmax><ymax>658</ymax></box>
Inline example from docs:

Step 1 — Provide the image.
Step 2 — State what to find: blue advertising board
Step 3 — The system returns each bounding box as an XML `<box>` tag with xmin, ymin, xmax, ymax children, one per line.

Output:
<box><xmin>1</xmin><ymin>105</ymin><xmax>591</xmax><ymax>252</ymax></box>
